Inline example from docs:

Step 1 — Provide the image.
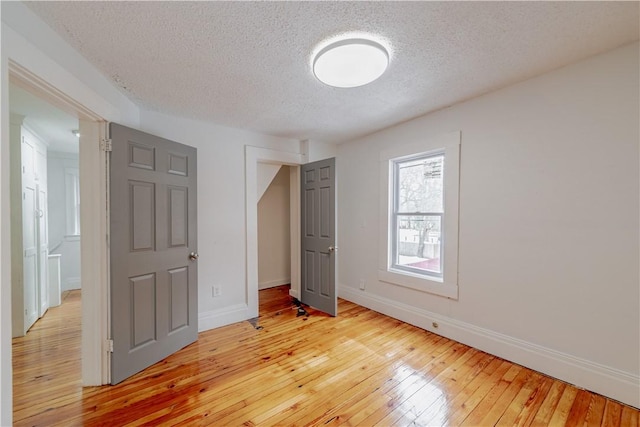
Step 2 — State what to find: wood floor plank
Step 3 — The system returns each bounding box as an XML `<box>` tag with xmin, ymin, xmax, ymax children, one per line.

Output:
<box><xmin>583</xmin><ymin>394</ymin><xmax>607</xmax><ymax>427</ymax></box>
<box><xmin>221</xmin><ymin>321</ymin><xmax>424</xmax><ymax>426</ymax></box>
<box><xmin>495</xmin><ymin>372</ymin><xmax>546</xmax><ymax>426</ymax></box>
<box><xmin>274</xmin><ymin>329</ymin><xmax>443</xmax><ymax>426</ymax></box>
<box><xmin>547</xmin><ymin>384</ymin><xmax>579</xmax><ymax>425</ymax></box>
<box><xmin>474</xmin><ymin>367</ymin><xmax>533</xmax><ymax>426</ymax></box>
<box><xmin>356</xmin><ymin>343</ymin><xmax>472</xmax><ymax>426</ymax></box>
<box><xmin>602</xmin><ymin>399</ymin><xmax>624</xmax><ymax>427</ymax></box>
<box><xmin>308</xmin><ymin>336</ymin><xmax>454</xmax><ymax>426</ymax></box>
<box><xmin>530</xmin><ymin>381</ymin><xmax>567</xmax><ymax>426</ymax></box>
<box><xmin>511</xmin><ymin>375</ymin><xmax>555</xmax><ymax>427</ymax></box>
<box><xmin>412</xmin><ymin>351</ymin><xmax>495</xmax><ymax>426</ymax></box>
<box><xmin>371</xmin><ymin>348</ymin><xmax>481</xmax><ymax>426</ymax></box>
<box><xmin>12</xmin><ymin>286</ymin><xmax>639</xmax><ymax>426</ymax></box>
<box><xmin>621</xmin><ymin>404</ymin><xmax>640</xmax><ymax>427</ymax></box>
<box><xmin>457</xmin><ymin>364</ymin><xmax>523</xmax><ymax>426</ymax></box>
<box><xmin>564</xmin><ymin>388</ymin><xmax>596</xmax><ymax>425</ymax></box>
<box><xmin>435</xmin><ymin>355</ymin><xmax>504</xmax><ymax>425</ymax></box>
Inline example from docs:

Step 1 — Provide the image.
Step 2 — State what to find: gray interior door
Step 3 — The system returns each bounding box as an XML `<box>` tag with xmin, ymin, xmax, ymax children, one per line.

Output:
<box><xmin>110</xmin><ymin>123</ymin><xmax>198</xmax><ymax>384</ymax></box>
<box><xmin>300</xmin><ymin>157</ymin><xmax>337</xmax><ymax>316</ymax></box>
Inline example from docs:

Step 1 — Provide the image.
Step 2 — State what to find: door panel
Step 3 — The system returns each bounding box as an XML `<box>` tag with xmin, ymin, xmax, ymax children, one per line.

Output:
<box><xmin>110</xmin><ymin>123</ymin><xmax>198</xmax><ymax>384</ymax></box>
<box><xmin>300</xmin><ymin>158</ymin><xmax>336</xmax><ymax>316</ymax></box>
<box><xmin>168</xmin><ymin>186</ymin><xmax>188</xmax><ymax>247</ymax></box>
<box><xmin>130</xmin><ymin>273</ymin><xmax>156</xmax><ymax>348</ymax></box>
<box><xmin>129</xmin><ymin>181</ymin><xmax>156</xmax><ymax>251</ymax></box>
<box><xmin>168</xmin><ymin>267</ymin><xmax>189</xmax><ymax>332</ymax></box>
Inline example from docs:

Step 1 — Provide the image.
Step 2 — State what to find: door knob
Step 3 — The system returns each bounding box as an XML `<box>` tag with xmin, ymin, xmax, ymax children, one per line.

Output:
<box><xmin>189</xmin><ymin>252</ymin><xmax>199</xmax><ymax>261</ymax></box>
<box><xmin>328</xmin><ymin>246</ymin><xmax>338</xmax><ymax>252</ymax></box>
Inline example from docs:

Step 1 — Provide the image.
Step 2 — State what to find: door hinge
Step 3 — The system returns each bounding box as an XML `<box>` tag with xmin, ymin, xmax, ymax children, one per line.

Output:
<box><xmin>106</xmin><ymin>339</ymin><xmax>114</xmax><ymax>353</ymax></box>
<box><xmin>101</xmin><ymin>138</ymin><xmax>113</xmax><ymax>152</ymax></box>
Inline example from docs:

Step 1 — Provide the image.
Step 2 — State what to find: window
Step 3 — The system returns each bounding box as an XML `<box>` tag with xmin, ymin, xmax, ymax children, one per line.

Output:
<box><xmin>392</xmin><ymin>153</ymin><xmax>444</xmax><ymax>277</ymax></box>
<box><xmin>379</xmin><ymin>132</ymin><xmax>460</xmax><ymax>298</ymax></box>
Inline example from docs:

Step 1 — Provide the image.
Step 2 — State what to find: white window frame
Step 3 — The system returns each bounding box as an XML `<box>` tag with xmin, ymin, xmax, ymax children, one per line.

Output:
<box><xmin>379</xmin><ymin>131</ymin><xmax>460</xmax><ymax>299</ymax></box>
<box><xmin>391</xmin><ymin>152</ymin><xmax>445</xmax><ymax>278</ymax></box>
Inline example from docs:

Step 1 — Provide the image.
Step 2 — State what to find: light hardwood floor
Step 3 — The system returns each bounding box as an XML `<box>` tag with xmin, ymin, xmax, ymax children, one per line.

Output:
<box><xmin>12</xmin><ymin>286</ymin><xmax>639</xmax><ymax>426</ymax></box>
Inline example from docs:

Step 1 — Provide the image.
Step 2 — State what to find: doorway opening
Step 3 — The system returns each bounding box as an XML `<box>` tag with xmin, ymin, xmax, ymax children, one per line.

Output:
<box><xmin>257</xmin><ymin>164</ymin><xmax>292</xmax><ymax>317</ymax></box>
<box><xmin>9</xmin><ymin>79</ymin><xmax>86</xmax><ymax>418</ymax></box>
<box><xmin>9</xmin><ymin>80</ymin><xmax>81</xmax><ymax>336</ymax></box>
<box><xmin>8</xmin><ymin>61</ymin><xmax>110</xmax><ymax>392</ymax></box>
<box><xmin>245</xmin><ymin>146</ymin><xmax>303</xmax><ymax>322</ymax></box>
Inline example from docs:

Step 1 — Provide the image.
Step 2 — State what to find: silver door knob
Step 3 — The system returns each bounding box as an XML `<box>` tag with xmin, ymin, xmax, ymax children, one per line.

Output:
<box><xmin>328</xmin><ymin>246</ymin><xmax>338</xmax><ymax>252</ymax></box>
<box><xmin>189</xmin><ymin>252</ymin><xmax>199</xmax><ymax>261</ymax></box>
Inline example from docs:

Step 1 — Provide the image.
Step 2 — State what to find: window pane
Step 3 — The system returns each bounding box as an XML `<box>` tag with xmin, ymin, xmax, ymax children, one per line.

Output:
<box><xmin>395</xmin><ymin>215</ymin><xmax>442</xmax><ymax>274</ymax></box>
<box><xmin>397</xmin><ymin>155</ymin><xmax>444</xmax><ymax>213</ymax></box>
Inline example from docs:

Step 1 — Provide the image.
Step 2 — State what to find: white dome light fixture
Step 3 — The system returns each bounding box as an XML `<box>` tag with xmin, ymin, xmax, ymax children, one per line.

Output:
<box><xmin>313</xmin><ymin>38</ymin><xmax>389</xmax><ymax>88</ymax></box>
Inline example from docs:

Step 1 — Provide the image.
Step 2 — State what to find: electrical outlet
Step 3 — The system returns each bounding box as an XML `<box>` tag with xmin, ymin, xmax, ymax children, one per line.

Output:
<box><xmin>359</xmin><ymin>279</ymin><xmax>365</xmax><ymax>290</ymax></box>
<box><xmin>213</xmin><ymin>286</ymin><xmax>221</xmax><ymax>297</ymax></box>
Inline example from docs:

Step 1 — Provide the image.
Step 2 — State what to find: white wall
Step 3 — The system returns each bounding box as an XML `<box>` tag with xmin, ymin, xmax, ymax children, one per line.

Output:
<box><xmin>304</xmin><ymin>139</ymin><xmax>337</xmax><ymax>163</ymax></box>
<box><xmin>258</xmin><ymin>166</ymin><xmax>291</xmax><ymax>289</ymax></box>
<box><xmin>337</xmin><ymin>42</ymin><xmax>639</xmax><ymax>407</ymax></box>
<box><xmin>138</xmin><ymin>110</ymin><xmax>301</xmax><ymax>330</ymax></box>
<box><xmin>0</xmin><ymin>19</ymin><xmax>12</xmax><ymax>426</ymax></box>
<box><xmin>47</xmin><ymin>152</ymin><xmax>81</xmax><ymax>290</ymax></box>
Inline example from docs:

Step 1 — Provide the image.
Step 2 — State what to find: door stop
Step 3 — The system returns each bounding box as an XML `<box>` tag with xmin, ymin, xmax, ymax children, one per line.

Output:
<box><xmin>292</xmin><ymin>298</ymin><xmax>309</xmax><ymax>317</ymax></box>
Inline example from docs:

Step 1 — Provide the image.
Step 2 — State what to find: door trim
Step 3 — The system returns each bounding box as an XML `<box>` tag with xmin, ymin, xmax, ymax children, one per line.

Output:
<box><xmin>245</xmin><ymin>146</ymin><xmax>303</xmax><ymax>318</ymax></box>
<box><xmin>9</xmin><ymin>62</ymin><xmax>109</xmax><ymax>386</ymax></box>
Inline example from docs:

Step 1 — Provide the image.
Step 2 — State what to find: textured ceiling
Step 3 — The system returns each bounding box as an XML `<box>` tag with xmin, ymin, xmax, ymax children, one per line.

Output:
<box><xmin>25</xmin><ymin>1</ymin><xmax>639</xmax><ymax>144</ymax></box>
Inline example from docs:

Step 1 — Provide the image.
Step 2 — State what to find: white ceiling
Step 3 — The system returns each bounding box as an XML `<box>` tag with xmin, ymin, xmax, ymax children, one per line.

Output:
<box><xmin>9</xmin><ymin>82</ymin><xmax>79</xmax><ymax>154</ymax></box>
<box><xmin>25</xmin><ymin>1</ymin><xmax>639</xmax><ymax>144</ymax></box>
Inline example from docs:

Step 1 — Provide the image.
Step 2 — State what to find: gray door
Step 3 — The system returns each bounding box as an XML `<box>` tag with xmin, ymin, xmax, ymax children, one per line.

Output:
<box><xmin>300</xmin><ymin>158</ymin><xmax>337</xmax><ymax>316</ymax></box>
<box><xmin>110</xmin><ymin>123</ymin><xmax>198</xmax><ymax>384</ymax></box>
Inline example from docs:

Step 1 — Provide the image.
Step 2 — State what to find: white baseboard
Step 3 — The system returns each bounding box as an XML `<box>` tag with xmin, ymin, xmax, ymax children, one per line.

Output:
<box><xmin>258</xmin><ymin>278</ymin><xmax>291</xmax><ymax>290</ymax></box>
<box><xmin>198</xmin><ymin>303</ymin><xmax>250</xmax><ymax>332</ymax></box>
<box><xmin>339</xmin><ymin>286</ymin><xmax>640</xmax><ymax>409</ymax></box>
<box><xmin>289</xmin><ymin>289</ymin><xmax>299</xmax><ymax>299</ymax></box>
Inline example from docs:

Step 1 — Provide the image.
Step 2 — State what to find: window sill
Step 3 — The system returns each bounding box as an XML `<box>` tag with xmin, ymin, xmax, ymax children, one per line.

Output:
<box><xmin>378</xmin><ymin>268</ymin><xmax>458</xmax><ymax>299</ymax></box>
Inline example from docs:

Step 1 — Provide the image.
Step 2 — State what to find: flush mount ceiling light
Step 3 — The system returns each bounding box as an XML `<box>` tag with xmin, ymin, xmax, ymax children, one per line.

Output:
<box><xmin>313</xmin><ymin>38</ymin><xmax>389</xmax><ymax>88</ymax></box>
